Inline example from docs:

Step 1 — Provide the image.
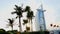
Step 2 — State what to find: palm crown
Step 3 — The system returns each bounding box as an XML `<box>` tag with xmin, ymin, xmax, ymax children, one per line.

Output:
<box><xmin>11</xmin><ymin>5</ymin><xmax>24</xmax><ymax>32</ymax></box>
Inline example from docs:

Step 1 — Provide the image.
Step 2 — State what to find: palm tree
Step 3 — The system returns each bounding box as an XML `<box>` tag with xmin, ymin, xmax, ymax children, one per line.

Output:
<box><xmin>30</xmin><ymin>11</ymin><xmax>34</xmax><ymax>32</ymax></box>
<box><xmin>8</xmin><ymin>18</ymin><xmax>14</xmax><ymax>30</ymax></box>
<box><xmin>25</xmin><ymin>6</ymin><xmax>34</xmax><ymax>31</ymax></box>
<box><xmin>11</xmin><ymin>5</ymin><xmax>23</xmax><ymax>32</ymax></box>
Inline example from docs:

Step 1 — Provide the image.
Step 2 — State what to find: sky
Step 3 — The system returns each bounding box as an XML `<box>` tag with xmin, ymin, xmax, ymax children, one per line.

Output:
<box><xmin>0</xmin><ymin>0</ymin><xmax>60</xmax><ymax>31</ymax></box>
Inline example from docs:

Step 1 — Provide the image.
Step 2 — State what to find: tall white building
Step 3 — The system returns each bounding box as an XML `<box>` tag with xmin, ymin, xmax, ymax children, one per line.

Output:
<box><xmin>35</xmin><ymin>4</ymin><xmax>46</xmax><ymax>31</ymax></box>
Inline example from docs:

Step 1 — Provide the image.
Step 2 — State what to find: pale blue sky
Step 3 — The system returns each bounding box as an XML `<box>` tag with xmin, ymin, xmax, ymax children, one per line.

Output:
<box><xmin>0</xmin><ymin>0</ymin><xmax>60</xmax><ymax>31</ymax></box>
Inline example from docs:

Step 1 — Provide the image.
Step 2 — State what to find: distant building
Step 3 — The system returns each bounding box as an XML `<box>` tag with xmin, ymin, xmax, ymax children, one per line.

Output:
<box><xmin>35</xmin><ymin>4</ymin><xmax>46</xmax><ymax>31</ymax></box>
<box><xmin>49</xmin><ymin>30</ymin><xmax>60</xmax><ymax>34</ymax></box>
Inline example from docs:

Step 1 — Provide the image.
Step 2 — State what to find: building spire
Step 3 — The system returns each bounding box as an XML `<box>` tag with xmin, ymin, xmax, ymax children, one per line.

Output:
<box><xmin>38</xmin><ymin>0</ymin><xmax>43</xmax><ymax>10</ymax></box>
<box><xmin>41</xmin><ymin>4</ymin><xmax>43</xmax><ymax>10</ymax></box>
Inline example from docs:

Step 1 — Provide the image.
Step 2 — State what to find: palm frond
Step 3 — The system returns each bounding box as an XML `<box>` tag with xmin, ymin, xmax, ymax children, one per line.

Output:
<box><xmin>16</xmin><ymin>16</ymin><xmax>19</xmax><ymax>19</ymax></box>
<box><xmin>14</xmin><ymin>8</ymin><xmax>17</xmax><ymax>10</ymax></box>
<box><xmin>8</xmin><ymin>18</ymin><xmax>14</xmax><ymax>24</ymax></box>
<box><xmin>11</xmin><ymin>11</ymin><xmax>17</xmax><ymax>14</ymax></box>
<box><xmin>15</xmin><ymin>5</ymin><xmax>19</xmax><ymax>8</ymax></box>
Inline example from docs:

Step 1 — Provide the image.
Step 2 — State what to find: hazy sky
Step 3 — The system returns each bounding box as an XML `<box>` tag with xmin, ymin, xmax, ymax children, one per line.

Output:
<box><xmin>0</xmin><ymin>0</ymin><xmax>60</xmax><ymax>31</ymax></box>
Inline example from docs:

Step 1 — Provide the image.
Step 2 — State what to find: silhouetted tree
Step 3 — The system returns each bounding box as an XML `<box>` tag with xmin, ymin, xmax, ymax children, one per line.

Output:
<box><xmin>11</xmin><ymin>5</ymin><xmax>23</xmax><ymax>32</ymax></box>
<box><xmin>30</xmin><ymin>11</ymin><xmax>34</xmax><ymax>31</ymax></box>
<box><xmin>0</xmin><ymin>29</ymin><xmax>7</xmax><ymax>34</ymax></box>
<box><xmin>25</xmin><ymin>6</ymin><xmax>34</xmax><ymax>31</ymax></box>
<box><xmin>8</xmin><ymin>18</ymin><xmax>14</xmax><ymax>30</ymax></box>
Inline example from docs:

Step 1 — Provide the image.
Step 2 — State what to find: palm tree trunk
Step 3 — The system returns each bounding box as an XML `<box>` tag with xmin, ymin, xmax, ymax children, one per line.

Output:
<box><xmin>28</xmin><ymin>19</ymin><xmax>30</xmax><ymax>23</ymax></box>
<box><xmin>11</xmin><ymin>24</ymin><xmax>13</xmax><ymax>31</ymax></box>
<box><xmin>12</xmin><ymin>25</ymin><xmax>13</xmax><ymax>31</ymax></box>
<box><xmin>28</xmin><ymin>19</ymin><xmax>31</xmax><ymax>32</ymax></box>
<box><xmin>19</xmin><ymin>16</ymin><xmax>22</xmax><ymax>32</ymax></box>
<box><xmin>31</xmin><ymin>19</ymin><xmax>33</xmax><ymax>32</ymax></box>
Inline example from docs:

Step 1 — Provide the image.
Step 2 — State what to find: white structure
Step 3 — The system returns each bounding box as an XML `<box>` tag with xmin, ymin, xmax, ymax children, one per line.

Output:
<box><xmin>35</xmin><ymin>4</ymin><xmax>46</xmax><ymax>31</ymax></box>
<box><xmin>49</xmin><ymin>30</ymin><xmax>60</xmax><ymax>34</ymax></box>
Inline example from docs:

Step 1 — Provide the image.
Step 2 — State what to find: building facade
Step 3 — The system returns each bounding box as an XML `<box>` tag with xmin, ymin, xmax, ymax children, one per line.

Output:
<box><xmin>35</xmin><ymin>5</ymin><xmax>46</xmax><ymax>31</ymax></box>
